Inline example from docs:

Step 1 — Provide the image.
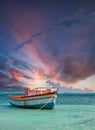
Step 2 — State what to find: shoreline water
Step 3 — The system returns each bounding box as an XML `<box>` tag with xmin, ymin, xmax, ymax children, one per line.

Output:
<box><xmin>0</xmin><ymin>93</ymin><xmax>95</xmax><ymax>130</ymax></box>
<box><xmin>0</xmin><ymin>104</ymin><xmax>95</xmax><ymax>130</ymax></box>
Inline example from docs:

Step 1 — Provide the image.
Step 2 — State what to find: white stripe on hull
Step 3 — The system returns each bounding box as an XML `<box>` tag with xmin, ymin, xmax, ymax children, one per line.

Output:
<box><xmin>8</xmin><ymin>94</ymin><xmax>57</xmax><ymax>107</ymax></box>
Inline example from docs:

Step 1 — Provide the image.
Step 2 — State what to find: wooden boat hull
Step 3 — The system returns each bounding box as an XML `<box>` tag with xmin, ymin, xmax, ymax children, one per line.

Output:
<box><xmin>8</xmin><ymin>93</ymin><xmax>57</xmax><ymax>109</ymax></box>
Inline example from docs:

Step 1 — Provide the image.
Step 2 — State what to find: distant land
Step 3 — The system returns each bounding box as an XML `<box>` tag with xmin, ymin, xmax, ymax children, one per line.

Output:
<box><xmin>47</xmin><ymin>81</ymin><xmax>94</xmax><ymax>93</ymax></box>
<box><xmin>0</xmin><ymin>82</ymin><xmax>94</xmax><ymax>93</ymax></box>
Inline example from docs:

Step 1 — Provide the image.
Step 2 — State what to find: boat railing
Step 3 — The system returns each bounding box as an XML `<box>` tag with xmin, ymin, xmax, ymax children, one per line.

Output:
<box><xmin>23</xmin><ymin>87</ymin><xmax>58</xmax><ymax>97</ymax></box>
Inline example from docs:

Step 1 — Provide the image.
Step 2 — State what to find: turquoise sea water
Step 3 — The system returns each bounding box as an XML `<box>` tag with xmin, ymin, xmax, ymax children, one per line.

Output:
<box><xmin>0</xmin><ymin>93</ymin><xmax>95</xmax><ymax>130</ymax></box>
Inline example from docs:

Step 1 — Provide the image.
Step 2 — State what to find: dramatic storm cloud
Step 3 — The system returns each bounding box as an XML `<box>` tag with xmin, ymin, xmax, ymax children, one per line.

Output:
<box><xmin>0</xmin><ymin>0</ymin><xmax>95</xmax><ymax>91</ymax></box>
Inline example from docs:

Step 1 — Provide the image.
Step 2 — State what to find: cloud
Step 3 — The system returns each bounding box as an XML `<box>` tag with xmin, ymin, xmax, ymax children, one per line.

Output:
<box><xmin>0</xmin><ymin>69</ymin><xmax>12</xmax><ymax>79</ymax></box>
<box><xmin>0</xmin><ymin>0</ymin><xmax>95</xmax><ymax>91</ymax></box>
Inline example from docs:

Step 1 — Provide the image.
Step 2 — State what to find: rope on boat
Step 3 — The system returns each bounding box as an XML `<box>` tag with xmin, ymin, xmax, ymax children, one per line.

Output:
<box><xmin>35</xmin><ymin>95</ymin><xmax>54</xmax><ymax>112</ymax></box>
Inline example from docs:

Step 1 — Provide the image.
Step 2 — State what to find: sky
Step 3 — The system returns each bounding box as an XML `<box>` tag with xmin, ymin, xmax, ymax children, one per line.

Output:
<box><xmin>0</xmin><ymin>0</ymin><xmax>95</xmax><ymax>92</ymax></box>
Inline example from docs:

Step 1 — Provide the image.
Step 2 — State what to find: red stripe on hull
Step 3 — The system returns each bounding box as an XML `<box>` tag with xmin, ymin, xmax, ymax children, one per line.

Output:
<box><xmin>9</xmin><ymin>95</ymin><xmax>56</xmax><ymax>101</ymax></box>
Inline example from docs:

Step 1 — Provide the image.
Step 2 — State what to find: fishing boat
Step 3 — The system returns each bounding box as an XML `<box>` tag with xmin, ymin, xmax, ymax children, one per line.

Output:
<box><xmin>8</xmin><ymin>87</ymin><xmax>58</xmax><ymax>109</ymax></box>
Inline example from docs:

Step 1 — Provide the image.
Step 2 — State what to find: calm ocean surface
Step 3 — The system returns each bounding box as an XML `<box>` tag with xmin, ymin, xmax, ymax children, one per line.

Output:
<box><xmin>0</xmin><ymin>92</ymin><xmax>95</xmax><ymax>130</ymax></box>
